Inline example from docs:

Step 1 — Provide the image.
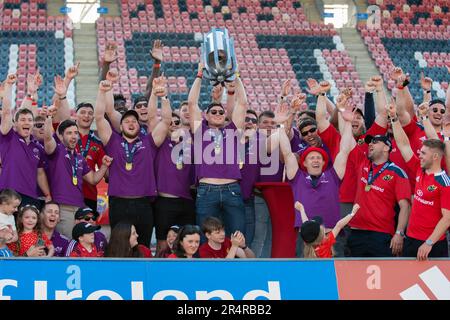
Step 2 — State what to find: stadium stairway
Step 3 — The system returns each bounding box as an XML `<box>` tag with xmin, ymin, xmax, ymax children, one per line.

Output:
<box><xmin>46</xmin><ymin>0</ymin><xmax>65</xmax><ymax>16</ymax></box>
<box><xmin>100</xmin><ymin>0</ymin><xmax>120</xmax><ymax>17</ymax></box>
<box><xmin>74</xmin><ymin>23</ymin><xmax>99</xmax><ymax>106</ymax></box>
<box><xmin>339</xmin><ymin>27</ymin><xmax>390</xmax><ymax>97</ymax></box>
<box><xmin>299</xmin><ymin>0</ymin><xmax>322</xmax><ymax>23</ymax></box>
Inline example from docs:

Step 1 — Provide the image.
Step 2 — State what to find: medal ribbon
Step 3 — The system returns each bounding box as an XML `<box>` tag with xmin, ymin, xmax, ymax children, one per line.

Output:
<box><xmin>123</xmin><ymin>141</ymin><xmax>138</xmax><ymax>164</ymax></box>
<box><xmin>367</xmin><ymin>161</ymin><xmax>391</xmax><ymax>186</ymax></box>
<box><xmin>77</xmin><ymin>130</ymin><xmax>93</xmax><ymax>158</ymax></box>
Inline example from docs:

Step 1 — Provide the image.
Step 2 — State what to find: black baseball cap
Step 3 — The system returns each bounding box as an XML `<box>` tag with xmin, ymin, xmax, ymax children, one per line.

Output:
<box><xmin>120</xmin><ymin>109</ymin><xmax>140</xmax><ymax>124</ymax></box>
<box><xmin>133</xmin><ymin>96</ymin><xmax>148</xmax><ymax>109</ymax></box>
<box><xmin>429</xmin><ymin>99</ymin><xmax>445</xmax><ymax>107</ymax></box>
<box><xmin>75</xmin><ymin>102</ymin><xmax>94</xmax><ymax>112</ymax></box>
<box><xmin>352</xmin><ymin>107</ymin><xmax>365</xmax><ymax>118</ymax></box>
<box><xmin>72</xmin><ymin>222</ymin><xmax>100</xmax><ymax>240</ymax></box>
<box><xmin>300</xmin><ymin>218</ymin><xmax>322</xmax><ymax>244</ymax></box>
<box><xmin>365</xmin><ymin>134</ymin><xmax>392</xmax><ymax>151</ymax></box>
<box><xmin>74</xmin><ymin>207</ymin><xmax>98</xmax><ymax>219</ymax></box>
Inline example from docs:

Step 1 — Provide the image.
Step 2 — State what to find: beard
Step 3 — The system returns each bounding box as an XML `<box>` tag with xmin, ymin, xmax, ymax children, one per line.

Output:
<box><xmin>123</xmin><ymin>130</ymin><xmax>139</xmax><ymax>139</ymax></box>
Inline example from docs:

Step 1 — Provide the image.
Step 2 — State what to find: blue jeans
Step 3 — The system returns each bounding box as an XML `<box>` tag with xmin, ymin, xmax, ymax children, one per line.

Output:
<box><xmin>251</xmin><ymin>195</ymin><xmax>272</xmax><ymax>258</ymax></box>
<box><xmin>196</xmin><ymin>182</ymin><xmax>246</xmax><ymax>241</ymax></box>
<box><xmin>243</xmin><ymin>196</ymin><xmax>255</xmax><ymax>247</ymax></box>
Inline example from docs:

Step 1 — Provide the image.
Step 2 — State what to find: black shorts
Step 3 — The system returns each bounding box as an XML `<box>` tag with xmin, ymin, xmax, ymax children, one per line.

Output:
<box><xmin>403</xmin><ymin>236</ymin><xmax>449</xmax><ymax>258</ymax></box>
<box><xmin>154</xmin><ymin>196</ymin><xmax>196</xmax><ymax>240</ymax></box>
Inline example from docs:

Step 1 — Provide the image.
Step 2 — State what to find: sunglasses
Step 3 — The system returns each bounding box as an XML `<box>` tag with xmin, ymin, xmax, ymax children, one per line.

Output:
<box><xmin>301</xmin><ymin>127</ymin><xmax>317</xmax><ymax>137</ymax></box>
<box><xmin>432</xmin><ymin>108</ymin><xmax>445</xmax><ymax>114</ymax></box>
<box><xmin>209</xmin><ymin>109</ymin><xmax>225</xmax><ymax>116</ymax></box>
<box><xmin>80</xmin><ymin>215</ymin><xmax>96</xmax><ymax>222</ymax></box>
<box><xmin>245</xmin><ymin>117</ymin><xmax>257</xmax><ymax>124</ymax></box>
<box><xmin>34</xmin><ymin>123</ymin><xmax>44</xmax><ymax>129</ymax></box>
<box><xmin>134</xmin><ymin>103</ymin><xmax>147</xmax><ymax>109</ymax></box>
<box><xmin>172</xmin><ymin>120</ymin><xmax>181</xmax><ymax>126</ymax></box>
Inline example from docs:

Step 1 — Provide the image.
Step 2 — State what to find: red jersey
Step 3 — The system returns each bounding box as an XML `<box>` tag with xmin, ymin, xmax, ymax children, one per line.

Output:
<box><xmin>69</xmin><ymin>242</ymin><xmax>103</xmax><ymax>257</ymax></box>
<box><xmin>199</xmin><ymin>237</ymin><xmax>232</xmax><ymax>258</ymax></box>
<box><xmin>350</xmin><ymin>152</ymin><xmax>412</xmax><ymax>235</ymax></box>
<box><xmin>8</xmin><ymin>232</ymin><xmax>52</xmax><ymax>256</ymax></box>
<box><xmin>339</xmin><ymin>123</ymin><xmax>387</xmax><ymax>203</ymax></box>
<box><xmin>75</xmin><ymin>130</ymin><xmax>106</xmax><ymax>201</ymax></box>
<box><xmin>405</xmin><ymin>156</ymin><xmax>450</xmax><ymax>241</ymax></box>
<box><xmin>314</xmin><ymin>232</ymin><xmax>336</xmax><ymax>258</ymax></box>
<box><xmin>318</xmin><ymin>124</ymin><xmax>340</xmax><ymax>162</ymax></box>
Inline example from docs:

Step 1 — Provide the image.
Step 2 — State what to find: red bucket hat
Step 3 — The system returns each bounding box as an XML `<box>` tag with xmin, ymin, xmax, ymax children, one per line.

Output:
<box><xmin>299</xmin><ymin>147</ymin><xmax>329</xmax><ymax>172</ymax></box>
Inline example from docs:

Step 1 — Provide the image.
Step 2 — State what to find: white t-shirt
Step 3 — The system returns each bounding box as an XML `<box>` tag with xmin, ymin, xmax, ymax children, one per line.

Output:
<box><xmin>0</xmin><ymin>212</ymin><xmax>16</xmax><ymax>231</ymax></box>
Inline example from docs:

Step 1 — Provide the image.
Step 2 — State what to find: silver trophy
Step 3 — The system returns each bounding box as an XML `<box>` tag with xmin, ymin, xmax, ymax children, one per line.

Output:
<box><xmin>201</xmin><ymin>28</ymin><xmax>238</xmax><ymax>86</ymax></box>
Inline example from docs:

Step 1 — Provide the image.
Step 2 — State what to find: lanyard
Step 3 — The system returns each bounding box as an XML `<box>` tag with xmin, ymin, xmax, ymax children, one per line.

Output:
<box><xmin>209</xmin><ymin>129</ymin><xmax>223</xmax><ymax>151</ymax></box>
<box><xmin>123</xmin><ymin>141</ymin><xmax>138</xmax><ymax>163</ymax></box>
<box><xmin>368</xmin><ymin>161</ymin><xmax>391</xmax><ymax>185</ymax></box>
<box><xmin>70</xmin><ymin>151</ymin><xmax>78</xmax><ymax>185</ymax></box>
<box><xmin>77</xmin><ymin>130</ymin><xmax>93</xmax><ymax>158</ymax></box>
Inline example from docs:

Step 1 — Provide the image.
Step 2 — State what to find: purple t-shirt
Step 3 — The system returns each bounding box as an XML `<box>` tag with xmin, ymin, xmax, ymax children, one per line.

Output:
<box><xmin>155</xmin><ymin>136</ymin><xmax>194</xmax><ymax>199</ymax></box>
<box><xmin>239</xmin><ymin>132</ymin><xmax>261</xmax><ymax>200</ymax></box>
<box><xmin>104</xmin><ymin>131</ymin><xmax>158</xmax><ymax>197</ymax></box>
<box><xmin>47</xmin><ymin>143</ymin><xmax>91</xmax><ymax>207</ymax></box>
<box><xmin>50</xmin><ymin>230</ymin><xmax>70</xmax><ymax>257</ymax></box>
<box><xmin>0</xmin><ymin>130</ymin><xmax>45</xmax><ymax>198</ymax></box>
<box><xmin>65</xmin><ymin>230</ymin><xmax>107</xmax><ymax>256</ymax></box>
<box><xmin>288</xmin><ymin>167</ymin><xmax>341</xmax><ymax>228</ymax></box>
<box><xmin>194</xmin><ymin>120</ymin><xmax>241</xmax><ymax>182</ymax></box>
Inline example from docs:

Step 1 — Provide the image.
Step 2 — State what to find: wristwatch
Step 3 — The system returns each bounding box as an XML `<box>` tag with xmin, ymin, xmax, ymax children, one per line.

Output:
<box><xmin>395</xmin><ymin>230</ymin><xmax>405</xmax><ymax>237</ymax></box>
<box><xmin>425</xmin><ymin>239</ymin><xmax>434</xmax><ymax>246</ymax></box>
<box><xmin>444</xmin><ymin>136</ymin><xmax>450</xmax><ymax>142</ymax></box>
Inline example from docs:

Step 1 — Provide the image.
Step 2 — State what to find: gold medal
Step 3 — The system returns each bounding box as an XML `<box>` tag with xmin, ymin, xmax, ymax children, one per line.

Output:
<box><xmin>365</xmin><ymin>184</ymin><xmax>371</xmax><ymax>192</ymax></box>
<box><xmin>126</xmin><ymin>162</ymin><xmax>133</xmax><ymax>171</ymax></box>
<box><xmin>72</xmin><ymin>177</ymin><xmax>78</xmax><ymax>186</ymax></box>
<box><xmin>215</xmin><ymin>146</ymin><xmax>221</xmax><ymax>155</ymax></box>
<box><xmin>176</xmin><ymin>162</ymin><xmax>183</xmax><ymax>170</ymax></box>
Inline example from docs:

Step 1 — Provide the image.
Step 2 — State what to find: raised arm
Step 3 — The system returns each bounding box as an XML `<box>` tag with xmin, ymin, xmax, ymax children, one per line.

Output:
<box><xmin>333</xmin><ymin>108</ymin><xmax>356</xmax><ymax>180</ymax></box>
<box><xmin>187</xmin><ymin>62</ymin><xmax>204</xmax><ymax>132</ymax></box>
<box><xmin>100</xmin><ymin>42</ymin><xmax>117</xmax><ymax>81</ymax></box>
<box><xmin>369</xmin><ymin>76</ymin><xmax>388</xmax><ymax>128</ymax></box>
<box><xmin>42</xmin><ymin>106</ymin><xmax>57</xmax><ymax>155</ymax></box>
<box><xmin>144</xmin><ymin>40</ymin><xmax>163</xmax><ymax>99</ymax></box>
<box><xmin>225</xmin><ymin>81</ymin><xmax>236</xmax><ymax>120</ymax></box>
<box><xmin>21</xmin><ymin>73</ymin><xmax>40</xmax><ymax>116</ymax></box>
<box><xmin>0</xmin><ymin>74</ymin><xmax>16</xmax><ymax>135</ymax></box>
<box><xmin>83</xmin><ymin>155</ymin><xmax>112</xmax><ymax>185</ymax></box>
<box><xmin>231</xmin><ymin>77</ymin><xmax>247</xmax><ymax>130</ymax></box>
<box><xmin>294</xmin><ymin>201</ymin><xmax>309</xmax><ymax>223</ymax></box>
<box><xmin>103</xmin><ymin>69</ymin><xmax>122</xmax><ymax>132</ymax></box>
<box><xmin>388</xmin><ymin>98</ymin><xmax>414</xmax><ymax>162</ymax></box>
<box><xmin>53</xmin><ymin>75</ymin><xmax>70</xmax><ymax>123</ymax></box>
<box><xmin>151</xmin><ymin>76</ymin><xmax>172</xmax><ymax>147</ymax></box>
<box><xmin>363</xmin><ymin>80</ymin><xmax>376</xmax><ymax>129</ymax></box>
<box><xmin>336</xmin><ymin>88</ymin><xmax>353</xmax><ymax>134</ymax></box>
<box><xmin>332</xmin><ymin>204</ymin><xmax>360</xmax><ymax>238</ymax></box>
<box><xmin>278</xmin><ymin>125</ymin><xmax>299</xmax><ymax>180</ymax></box>
<box><xmin>147</xmin><ymin>87</ymin><xmax>159</xmax><ymax>132</ymax></box>
<box><xmin>420</xmin><ymin>71</ymin><xmax>432</xmax><ymax>104</ymax></box>
<box><xmin>390</xmin><ymin>67</ymin><xmax>414</xmax><ymax>122</ymax></box>
<box><xmin>94</xmin><ymin>80</ymin><xmax>114</xmax><ymax>146</ymax></box>
<box><xmin>417</xmin><ymin>102</ymin><xmax>439</xmax><ymax>139</ymax></box>
<box><xmin>308</xmin><ymin>79</ymin><xmax>331</xmax><ymax>133</ymax></box>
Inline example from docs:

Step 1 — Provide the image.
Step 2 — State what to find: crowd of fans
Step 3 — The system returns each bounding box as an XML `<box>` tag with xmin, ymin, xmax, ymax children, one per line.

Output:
<box><xmin>0</xmin><ymin>39</ymin><xmax>449</xmax><ymax>261</ymax></box>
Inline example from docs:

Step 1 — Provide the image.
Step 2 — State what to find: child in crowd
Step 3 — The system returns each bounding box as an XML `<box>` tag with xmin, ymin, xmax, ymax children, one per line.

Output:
<box><xmin>105</xmin><ymin>222</ymin><xmax>152</xmax><ymax>257</ymax></box>
<box><xmin>156</xmin><ymin>225</ymin><xmax>179</xmax><ymax>258</ymax></box>
<box><xmin>70</xmin><ymin>222</ymin><xmax>104</xmax><ymax>257</ymax></box>
<box><xmin>8</xmin><ymin>205</ymin><xmax>54</xmax><ymax>257</ymax></box>
<box><xmin>295</xmin><ymin>202</ymin><xmax>360</xmax><ymax>258</ymax></box>
<box><xmin>199</xmin><ymin>217</ymin><xmax>255</xmax><ymax>258</ymax></box>
<box><xmin>40</xmin><ymin>201</ymin><xmax>70</xmax><ymax>257</ymax></box>
<box><xmin>65</xmin><ymin>207</ymin><xmax>107</xmax><ymax>256</ymax></box>
<box><xmin>168</xmin><ymin>225</ymin><xmax>201</xmax><ymax>258</ymax></box>
<box><xmin>0</xmin><ymin>189</ymin><xmax>20</xmax><ymax>257</ymax></box>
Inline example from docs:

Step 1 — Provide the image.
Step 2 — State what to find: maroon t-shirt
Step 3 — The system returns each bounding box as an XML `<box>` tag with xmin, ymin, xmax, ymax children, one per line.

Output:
<box><xmin>199</xmin><ymin>237</ymin><xmax>232</xmax><ymax>258</ymax></box>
